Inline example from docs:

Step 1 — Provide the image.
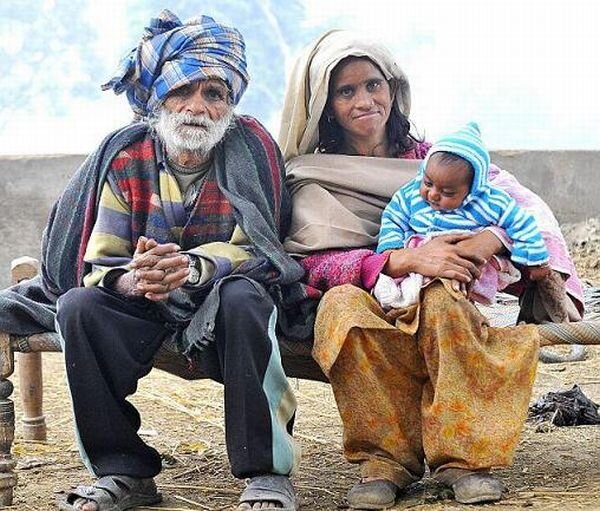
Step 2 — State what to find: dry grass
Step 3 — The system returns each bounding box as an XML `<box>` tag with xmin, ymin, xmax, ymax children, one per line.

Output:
<box><xmin>10</xmin><ymin>346</ymin><xmax>600</xmax><ymax>510</ymax></box>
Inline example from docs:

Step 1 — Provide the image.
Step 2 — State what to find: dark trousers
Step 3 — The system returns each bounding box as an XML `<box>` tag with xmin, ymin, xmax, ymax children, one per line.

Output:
<box><xmin>56</xmin><ymin>279</ymin><xmax>298</xmax><ymax>479</ymax></box>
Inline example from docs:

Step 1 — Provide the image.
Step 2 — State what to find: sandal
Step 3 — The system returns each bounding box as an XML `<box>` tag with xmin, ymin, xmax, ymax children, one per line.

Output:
<box><xmin>57</xmin><ymin>475</ymin><xmax>162</xmax><ymax>511</ymax></box>
<box><xmin>238</xmin><ymin>474</ymin><xmax>298</xmax><ymax>510</ymax></box>
<box><xmin>346</xmin><ymin>479</ymin><xmax>399</xmax><ymax>510</ymax></box>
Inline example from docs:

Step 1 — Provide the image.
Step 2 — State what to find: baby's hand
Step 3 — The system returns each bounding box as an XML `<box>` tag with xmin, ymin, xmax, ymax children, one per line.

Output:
<box><xmin>528</xmin><ymin>264</ymin><xmax>551</xmax><ymax>281</ymax></box>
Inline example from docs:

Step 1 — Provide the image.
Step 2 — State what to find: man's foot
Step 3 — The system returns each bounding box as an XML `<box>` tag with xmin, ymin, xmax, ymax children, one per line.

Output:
<box><xmin>57</xmin><ymin>475</ymin><xmax>161</xmax><ymax>511</ymax></box>
<box><xmin>238</xmin><ymin>502</ymin><xmax>283</xmax><ymax>510</ymax></box>
<box><xmin>346</xmin><ymin>478</ymin><xmax>400</xmax><ymax>510</ymax></box>
<box><xmin>237</xmin><ymin>474</ymin><xmax>297</xmax><ymax>510</ymax></box>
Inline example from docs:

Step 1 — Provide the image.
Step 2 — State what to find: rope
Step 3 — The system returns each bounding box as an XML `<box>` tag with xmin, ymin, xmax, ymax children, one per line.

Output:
<box><xmin>538</xmin><ymin>321</ymin><xmax>600</xmax><ymax>347</ymax></box>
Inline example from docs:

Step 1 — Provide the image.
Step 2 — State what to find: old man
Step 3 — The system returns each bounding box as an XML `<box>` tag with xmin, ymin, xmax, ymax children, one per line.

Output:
<box><xmin>24</xmin><ymin>10</ymin><xmax>302</xmax><ymax>511</ymax></box>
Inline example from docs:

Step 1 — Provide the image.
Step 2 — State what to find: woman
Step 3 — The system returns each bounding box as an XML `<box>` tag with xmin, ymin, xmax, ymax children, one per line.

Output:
<box><xmin>278</xmin><ymin>31</ymin><xmax>585</xmax><ymax>509</ymax></box>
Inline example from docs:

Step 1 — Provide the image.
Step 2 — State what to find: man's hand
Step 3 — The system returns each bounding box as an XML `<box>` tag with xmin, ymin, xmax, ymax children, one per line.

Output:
<box><xmin>130</xmin><ymin>237</ymin><xmax>190</xmax><ymax>301</ymax></box>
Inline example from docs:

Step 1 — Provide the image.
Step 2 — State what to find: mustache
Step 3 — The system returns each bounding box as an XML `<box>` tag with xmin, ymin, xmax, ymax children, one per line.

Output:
<box><xmin>169</xmin><ymin>112</ymin><xmax>212</xmax><ymax>129</ymax></box>
<box><xmin>153</xmin><ymin>106</ymin><xmax>234</xmax><ymax>158</ymax></box>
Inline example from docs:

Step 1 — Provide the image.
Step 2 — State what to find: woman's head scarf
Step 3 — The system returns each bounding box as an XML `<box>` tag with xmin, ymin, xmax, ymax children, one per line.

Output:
<box><xmin>102</xmin><ymin>9</ymin><xmax>249</xmax><ymax>117</ymax></box>
<box><xmin>278</xmin><ymin>30</ymin><xmax>411</xmax><ymax>162</ymax></box>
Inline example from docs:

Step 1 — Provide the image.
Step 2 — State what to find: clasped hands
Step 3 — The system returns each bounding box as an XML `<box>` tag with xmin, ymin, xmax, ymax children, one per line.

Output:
<box><xmin>127</xmin><ymin>236</ymin><xmax>190</xmax><ymax>301</ymax></box>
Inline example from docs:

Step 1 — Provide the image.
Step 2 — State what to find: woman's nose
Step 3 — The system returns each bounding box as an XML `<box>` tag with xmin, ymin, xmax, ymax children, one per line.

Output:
<box><xmin>355</xmin><ymin>90</ymin><xmax>374</xmax><ymax>109</ymax></box>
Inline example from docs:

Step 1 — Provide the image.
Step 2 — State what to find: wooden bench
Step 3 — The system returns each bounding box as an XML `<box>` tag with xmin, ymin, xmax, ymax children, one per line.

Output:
<box><xmin>0</xmin><ymin>258</ymin><xmax>598</xmax><ymax>507</ymax></box>
<box><xmin>0</xmin><ymin>257</ymin><xmax>326</xmax><ymax>506</ymax></box>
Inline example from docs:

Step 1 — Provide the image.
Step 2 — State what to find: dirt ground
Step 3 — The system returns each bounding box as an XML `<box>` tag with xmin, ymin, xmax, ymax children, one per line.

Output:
<box><xmin>8</xmin><ymin>219</ymin><xmax>600</xmax><ymax>511</ymax></box>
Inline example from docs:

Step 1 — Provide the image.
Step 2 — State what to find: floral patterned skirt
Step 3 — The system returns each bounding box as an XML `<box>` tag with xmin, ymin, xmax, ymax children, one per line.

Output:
<box><xmin>313</xmin><ymin>280</ymin><xmax>539</xmax><ymax>487</ymax></box>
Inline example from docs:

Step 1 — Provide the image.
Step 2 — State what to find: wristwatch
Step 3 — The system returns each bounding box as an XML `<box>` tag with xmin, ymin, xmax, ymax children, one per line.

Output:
<box><xmin>186</xmin><ymin>255</ymin><xmax>202</xmax><ymax>286</ymax></box>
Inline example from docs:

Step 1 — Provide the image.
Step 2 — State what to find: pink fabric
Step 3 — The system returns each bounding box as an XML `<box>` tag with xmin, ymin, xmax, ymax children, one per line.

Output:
<box><xmin>361</xmin><ymin>253</ymin><xmax>390</xmax><ymax>290</ymax></box>
<box><xmin>400</xmin><ymin>140</ymin><xmax>431</xmax><ymax>159</ymax></box>
<box><xmin>488</xmin><ymin>164</ymin><xmax>584</xmax><ymax>313</ymax></box>
<box><xmin>300</xmin><ymin>249</ymin><xmax>374</xmax><ymax>291</ymax></box>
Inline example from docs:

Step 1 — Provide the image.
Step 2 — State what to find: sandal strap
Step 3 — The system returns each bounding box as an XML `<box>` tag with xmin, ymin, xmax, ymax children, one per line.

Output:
<box><xmin>63</xmin><ymin>475</ymin><xmax>159</xmax><ymax>510</ymax></box>
<box><xmin>93</xmin><ymin>475</ymin><xmax>136</xmax><ymax>500</ymax></box>
<box><xmin>65</xmin><ymin>484</ymin><xmax>118</xmax><ymax>507</ymax></box>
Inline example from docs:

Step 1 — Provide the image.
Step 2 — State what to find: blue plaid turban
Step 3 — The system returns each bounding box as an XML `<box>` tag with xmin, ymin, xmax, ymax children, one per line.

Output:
<box><xmin>102</xmin><ymin>10</ymin><xmax>249</xmax><ymax>116</ymax></box>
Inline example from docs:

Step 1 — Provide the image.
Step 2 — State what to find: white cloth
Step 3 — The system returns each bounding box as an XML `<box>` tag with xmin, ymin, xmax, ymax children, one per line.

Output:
<box><xmin>374</xmin><ymin>272</ymin><xmax>423</xmax><ymax>310</ymax></box>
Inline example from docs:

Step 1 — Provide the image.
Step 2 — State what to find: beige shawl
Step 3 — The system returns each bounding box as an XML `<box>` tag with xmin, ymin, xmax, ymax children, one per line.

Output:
<box><xmin>277</xmin><ymin>30</ymin><xmax>411</xmax><ymax>162</ymax></box>
<box><xmin>283</xmin><ymin>154</ymin><xmax>420</xmax><ymax>255</ymax></box>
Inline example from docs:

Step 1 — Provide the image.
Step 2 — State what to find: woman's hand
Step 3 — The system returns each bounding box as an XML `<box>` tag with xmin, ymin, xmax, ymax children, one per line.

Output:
<box><xmin>384</xmin><ymin>233</ymin><xmax>486</xmax><ymax>283</ymax></box>
<box><xmin>129</xmin><ymin>237</ymin><xmax>190</xmax><ymax>301</ymax></box>
<box><xmin>454</xmin><ymin>229</ymin><xmax>506</xmax><ymax>264</ymax></box>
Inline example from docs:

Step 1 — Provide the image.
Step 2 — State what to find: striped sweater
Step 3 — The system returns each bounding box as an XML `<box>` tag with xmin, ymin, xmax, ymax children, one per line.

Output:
<box><xmin>378</xmin><ymin>123</ymin><xmax>549</xmax><ymax>266</ymax></box>
<box><xmin>84</xmin><ymin>124</ymin><xmax>252</xmax><ymax>287</ymax></box>
<box><xmin>377</xmin><ymin>178</ymin><xmax>550</xmax><ymax>266</ymax></box>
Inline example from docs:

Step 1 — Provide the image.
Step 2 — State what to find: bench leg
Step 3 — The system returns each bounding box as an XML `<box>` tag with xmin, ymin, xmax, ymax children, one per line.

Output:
<box><xmin>0</xmin><ymin>334</ymin><xmax>17</xmax><ymax>506</ymax></box>
<box><xmin>17</xmin><ymin>352</ymin><xmax>46</xmax><ymax>441</ymax></box>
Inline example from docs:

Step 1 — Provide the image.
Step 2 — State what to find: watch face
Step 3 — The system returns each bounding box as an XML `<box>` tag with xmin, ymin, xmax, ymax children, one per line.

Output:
<box><xmin>188</xmin><ymin>266</ymin><xmax>201</xmax><ymax>285</ymax></box>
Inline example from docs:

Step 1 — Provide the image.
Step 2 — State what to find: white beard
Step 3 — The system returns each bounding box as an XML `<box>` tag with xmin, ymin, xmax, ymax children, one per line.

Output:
<box><xmin>153</xmin><ymin>107</ymin><xmax>234</xmax><ymax>159</ymax></box>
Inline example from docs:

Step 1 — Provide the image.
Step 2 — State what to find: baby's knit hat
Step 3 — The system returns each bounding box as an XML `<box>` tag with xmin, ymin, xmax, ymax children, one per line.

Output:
<box><xmin>426</xmin><ymin>121</ymin><xmax>490</xmax><ymax>196</ymax></box>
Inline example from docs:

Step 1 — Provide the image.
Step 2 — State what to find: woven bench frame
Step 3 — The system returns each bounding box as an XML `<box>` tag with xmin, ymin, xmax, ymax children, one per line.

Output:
<box><xmin>0</xmin><ymin>257</ymin><xmax>324</xmax><ymax>506</ymax></box>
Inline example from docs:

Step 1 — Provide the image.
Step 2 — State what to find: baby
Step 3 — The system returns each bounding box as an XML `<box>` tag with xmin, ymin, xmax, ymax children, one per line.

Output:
<box><xmin>375</xmin><ymin>122</ymin><xmax>567</xmax><ymax>318</ymax></box>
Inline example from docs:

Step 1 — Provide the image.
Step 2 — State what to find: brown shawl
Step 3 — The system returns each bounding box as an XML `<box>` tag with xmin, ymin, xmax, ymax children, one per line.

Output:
<box><xmin>283</xmin><ymin>153</ymin><xmax>420</xmax><ymax>255</ymax></box>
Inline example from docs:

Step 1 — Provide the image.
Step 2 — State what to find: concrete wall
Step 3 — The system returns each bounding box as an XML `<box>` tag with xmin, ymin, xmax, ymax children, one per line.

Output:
<box><xmin>0</xmin><ymin>155</ymin><xmax>85</xmax><ymax>288</ymax></box>
<box><xmin>490</xmin><ymin>150</ymin><xmax>599</xmax><ymax>225</ymax></box>
<box><xmin>0</xmin><ymin>151</ymin><xmax>598</xmax><ymax>288</ymax></box>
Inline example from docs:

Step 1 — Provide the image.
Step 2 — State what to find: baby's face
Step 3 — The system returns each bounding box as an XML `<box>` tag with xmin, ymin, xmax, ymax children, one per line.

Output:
<box><xmin>419</xmin><ymin>153</ymin><xmax>472</xmax><ymax>211</ymax></box>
